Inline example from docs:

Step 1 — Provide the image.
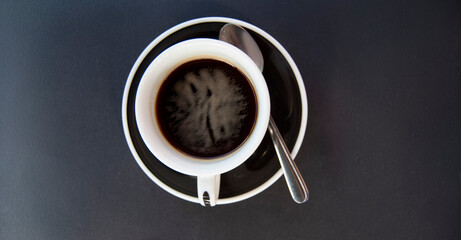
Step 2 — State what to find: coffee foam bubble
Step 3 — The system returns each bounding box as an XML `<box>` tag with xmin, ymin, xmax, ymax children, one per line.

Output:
<box><xmin>165</xmin><ymin>67</ymin><xmax>249</xmax><ymax>155</ymax></box>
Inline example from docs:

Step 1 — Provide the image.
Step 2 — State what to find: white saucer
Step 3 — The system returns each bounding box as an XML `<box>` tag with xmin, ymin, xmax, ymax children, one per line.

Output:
<box><xmin>122</xmin><ymin>17</ymin><xmax>308</xmax><ymax>205</ymax></box>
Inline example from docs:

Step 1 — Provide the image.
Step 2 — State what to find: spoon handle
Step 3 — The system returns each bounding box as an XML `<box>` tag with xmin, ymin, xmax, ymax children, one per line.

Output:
<box><xmin>268</xmin><ymin>116</ymin><xmax>309</xmax><ymax>203</ymax></box>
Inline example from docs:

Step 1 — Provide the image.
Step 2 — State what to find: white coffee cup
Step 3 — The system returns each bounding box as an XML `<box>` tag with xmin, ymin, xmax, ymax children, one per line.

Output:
<box><xmin>135</xmin><ymin>38</ymin><xmax>270</xmax><ymax>206</ymax></box>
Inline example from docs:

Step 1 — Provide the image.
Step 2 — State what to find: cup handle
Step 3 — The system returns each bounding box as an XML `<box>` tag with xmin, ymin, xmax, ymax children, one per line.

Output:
<box><xmin>197</xmin><ymin>174</ymin><xmax>221</xmax><ymax>207</ymax></box>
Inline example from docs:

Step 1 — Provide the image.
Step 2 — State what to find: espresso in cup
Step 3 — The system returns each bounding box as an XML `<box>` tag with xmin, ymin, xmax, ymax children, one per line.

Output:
<box><xmin>156</xmin><ymin>59</ymin><xmax>257</xmax><ymax>158</ymax></box>
<box><xmin>135</xmin><ymin>39</ymin><xmax>270</xmax><ymax>206</ymax></box>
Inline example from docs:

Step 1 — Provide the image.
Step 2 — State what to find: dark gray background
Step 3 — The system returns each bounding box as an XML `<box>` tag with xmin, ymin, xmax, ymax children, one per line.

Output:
<box><xmin>1</xmin><ymin>0</ymin><xmax>460</xmax><ymax>239</ymax></box>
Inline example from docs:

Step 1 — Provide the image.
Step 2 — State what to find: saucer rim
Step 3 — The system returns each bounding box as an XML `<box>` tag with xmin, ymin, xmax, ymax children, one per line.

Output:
<box><xmin>121</xmin><ymin>16</ymin><xmax>308</xmax><ymax>205</ymax></box>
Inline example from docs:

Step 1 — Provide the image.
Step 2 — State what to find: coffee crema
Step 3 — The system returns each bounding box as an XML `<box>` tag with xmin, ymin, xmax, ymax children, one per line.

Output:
<box><xmin>156</xmin><ymin>59</ymin><xmax>257</xmax><ymax>158</ymax></box>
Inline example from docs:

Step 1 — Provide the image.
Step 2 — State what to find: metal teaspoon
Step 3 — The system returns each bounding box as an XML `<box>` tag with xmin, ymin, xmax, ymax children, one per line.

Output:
<box><xmin>219</xmin><ymin>23</ymin><xmax>309</xmax><ymax>203</ymax></box>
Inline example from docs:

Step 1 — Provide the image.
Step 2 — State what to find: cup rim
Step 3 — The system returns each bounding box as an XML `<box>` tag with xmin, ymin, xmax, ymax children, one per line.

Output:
<box><xmin>122</xmin><ymin>17</ymin><xmax>308</xmax><ymax>205</ymax></box>
<box><xmin>134</xmin><ymin>38</ymin><xmax>270</xmax><ymax>176</ymax></box>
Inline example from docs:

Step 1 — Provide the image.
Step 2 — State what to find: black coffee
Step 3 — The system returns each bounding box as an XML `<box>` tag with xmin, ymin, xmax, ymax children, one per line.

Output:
<box><xmin>156</xmin><ymin>59</ymin><xmax>257</xmax><ymax>158</ymax></box>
